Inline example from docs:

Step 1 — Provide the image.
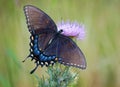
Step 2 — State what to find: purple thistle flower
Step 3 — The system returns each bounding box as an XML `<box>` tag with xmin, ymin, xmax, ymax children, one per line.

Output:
<box><xmin>57</xmin><ymin>21</ymin><xmax>85</xmax><ymax>40</ymax></box>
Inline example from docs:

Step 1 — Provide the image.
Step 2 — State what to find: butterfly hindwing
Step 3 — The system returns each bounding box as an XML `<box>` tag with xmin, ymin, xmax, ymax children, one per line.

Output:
<box><xmin>38</xmin><ymin>30</ymin><xmax>56</xmax><ymax>51</ymax></box>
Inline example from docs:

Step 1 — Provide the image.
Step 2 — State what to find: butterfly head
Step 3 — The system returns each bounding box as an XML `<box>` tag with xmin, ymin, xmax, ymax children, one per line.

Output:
<box><xmin>58</xmin><ymin>29</ymin><xmax>63</xmax><ymax>34</ymax></box>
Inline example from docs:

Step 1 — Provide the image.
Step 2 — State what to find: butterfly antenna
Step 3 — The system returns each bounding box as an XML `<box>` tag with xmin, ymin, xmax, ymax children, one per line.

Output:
<box><xmin>30</xmin><ymin>63</ymin><xmax>39</xmax><ymax>74</ymax></box>
<box><xmin>61</xmin><ymin>17</ymin><xmax>63</xmax><ymax>23</ymax></box>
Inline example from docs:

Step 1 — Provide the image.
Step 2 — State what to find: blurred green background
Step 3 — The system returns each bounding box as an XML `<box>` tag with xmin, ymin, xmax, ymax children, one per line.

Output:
<box><xmin>0</xmin><ymin>0</ymin><xmax>120</xmax><ymax>87</ymax></box>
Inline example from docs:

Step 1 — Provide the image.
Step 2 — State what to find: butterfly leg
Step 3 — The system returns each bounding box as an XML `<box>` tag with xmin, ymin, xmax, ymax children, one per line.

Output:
<box><xmin>30</xmin><ymin>62</ymin><xmax>39</xmax><ymax>74</ymax></box>
<box><xmin>22</xmin><ymin>56</ymin><xmax>29</xmax><ymax>62</ymax></box>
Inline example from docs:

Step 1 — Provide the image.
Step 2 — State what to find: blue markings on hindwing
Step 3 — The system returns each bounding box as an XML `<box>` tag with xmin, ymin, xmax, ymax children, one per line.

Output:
<box><xmin>29</xmin><ymin>34</ymin><xmax>58</xmax><ymax>67</ymax></box>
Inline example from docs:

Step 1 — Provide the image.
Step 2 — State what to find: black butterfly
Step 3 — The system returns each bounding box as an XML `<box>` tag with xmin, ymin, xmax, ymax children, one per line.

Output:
<box><xmin>23</xmin><ymin>5</ymin><xmax>86</xmax><ymax>74</ymax></box>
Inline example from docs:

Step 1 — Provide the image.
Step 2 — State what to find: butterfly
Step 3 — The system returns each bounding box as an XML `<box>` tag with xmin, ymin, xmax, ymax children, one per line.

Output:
<box><xmin>23</xmin><ymin>5</ymin><xmax>86</xmax><ymax>74</ymax></box>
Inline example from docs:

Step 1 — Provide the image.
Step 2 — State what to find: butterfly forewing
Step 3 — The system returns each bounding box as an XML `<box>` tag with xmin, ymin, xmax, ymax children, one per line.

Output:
<box><xmin>24</xmin><ymin>5</ymin><xmax>57</xmax><ymax>50</ymax></box>
<box><xmin>24</xmin><ymin>5</ymin><xmax>57</xmax><ymax>34</ymax></box>
<box><xmin>43</xmin><ymin>35</ymin><xmax>86</xmax><ymax>69</ymax></box>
